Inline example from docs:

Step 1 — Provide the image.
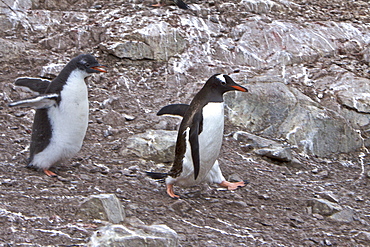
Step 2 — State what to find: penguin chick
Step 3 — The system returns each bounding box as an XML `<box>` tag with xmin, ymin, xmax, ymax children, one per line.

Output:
<box><xmin>147</xmin><ymin>74</ymin><xmax>247</xmax><ymax>198</ymax></box>
<box><xmin>9</xmin><ymin>54</ymin><xmax>107</xmax><ymax>177</ymax></box>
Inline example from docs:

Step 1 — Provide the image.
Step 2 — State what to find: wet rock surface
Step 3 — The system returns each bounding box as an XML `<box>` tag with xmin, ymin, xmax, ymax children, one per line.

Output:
<box><xmin>1</xmin><ymin>0</ymin><xmax>370</xmax><ymax>246</ymax></box>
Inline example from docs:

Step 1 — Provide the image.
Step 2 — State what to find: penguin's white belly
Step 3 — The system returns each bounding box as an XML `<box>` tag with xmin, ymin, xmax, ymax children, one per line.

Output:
<box><xmin>172</xmin><ymin>102</ymin><xmax>225</xmax><ymax>186</ymax></box>
<box><xmin>32</xmin><ymin>76</ymin><xmax>89</xmax><ymax>169</ymax></box>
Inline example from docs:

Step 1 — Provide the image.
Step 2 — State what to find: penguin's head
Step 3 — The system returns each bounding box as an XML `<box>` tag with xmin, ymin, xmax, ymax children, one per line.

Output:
<box><xmin>75</xmin><ymin>54</ymin><xmax>107</xmax><ymax>74</ymax></box>
<box><xmin>209</xmin><ymin>74</ymin><xmax>248</xmax><ymax>93</ymax></box>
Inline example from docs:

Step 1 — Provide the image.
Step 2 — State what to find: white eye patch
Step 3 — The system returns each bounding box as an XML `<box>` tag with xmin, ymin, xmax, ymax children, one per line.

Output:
<box><xmin>216</xmin><ymin>74</ymin><xmax>226</xmax><ymax>83</ymax></box>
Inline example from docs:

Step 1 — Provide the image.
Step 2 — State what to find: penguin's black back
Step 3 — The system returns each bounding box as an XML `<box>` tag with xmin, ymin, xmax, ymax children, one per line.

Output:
<box><xmin>168</xmin><ymin>74</ymin><xmax>247</xmax><ymax>179</ymax></box>
<box><xmin>29</xmin><ymin>109</ymin><xmax>52</xmax><ymax>162</ymax></box>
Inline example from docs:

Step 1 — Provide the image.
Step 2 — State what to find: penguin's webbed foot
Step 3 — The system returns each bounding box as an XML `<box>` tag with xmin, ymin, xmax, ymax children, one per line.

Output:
<box><xmin>219</xmin><ymin>180</ymin><xmax>247</xmax><ymax>190</ymax></box>
<box><xmin>166</xmin><ymin>184</ymin><xmax>180</xmax><ymax>199</ymax></box>
<box><xmin>27</xmin><ymin>164</ymin><xmax>58</xmax><ymax>177</ymax></box>
<box><xmin>151</xmin><ymin>3</ymin><xmax>164</xmax><ymax>7</ymax></box>
<box><xmin>43</xmin><ymin>169</ymin><xmax>57</xmax><ymax>177</ymax></box>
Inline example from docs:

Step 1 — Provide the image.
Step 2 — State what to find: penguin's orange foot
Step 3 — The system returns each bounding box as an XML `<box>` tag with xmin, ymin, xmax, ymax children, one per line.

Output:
<box><xmin>43</xmin><ymin>169</ymin><xmax>57</xmax><ymax>177</ymax></box>
<box><xmin>219</xmin><ymin>180</ymin><xmax>246</xmax><ymax>190</ymax></box>
<box><xmin>166</xmin><ymin>184</ymin><xmax>180</xmax><ymax>199</ymax></box>
<box><xmin>151</xmin><ymin>3</ymin><xmax>164</xmax><ymax>7</ymax></box>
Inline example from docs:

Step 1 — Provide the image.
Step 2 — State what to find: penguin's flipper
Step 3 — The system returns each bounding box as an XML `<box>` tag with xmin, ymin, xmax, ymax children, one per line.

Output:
<box><xmin>8</xmin><ymin>94</ymin><xmax>58</xmax><ymax>109</ymax></box>
<box><xmin>189</xmin><ymin>112</ymin><xmax>202</xmax><ymax>180</ymax></box>
<box><xmin>173</xmin><ymin>0</ymin><xmax>189</xmax><ymax>9</ymax></box>
<box><xmin>157</xmin><ymin>104</ymin><xmax>189</xmax><ymax>117</ymax></box>
<box><xmin>15</xmin><ymin>77</ymin><xmax>51</xmax><ymax>94</ymax></box>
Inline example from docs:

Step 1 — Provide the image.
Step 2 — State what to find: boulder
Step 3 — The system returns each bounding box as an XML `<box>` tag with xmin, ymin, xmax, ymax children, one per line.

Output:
<box><xmin>316</xmin><ymin>191</ymin><xmax>339</xmax><ymax>203</ymax></box>
<box><xmin>103</xmin><ymin>21</ymin><xmax>187</xmax><ymax>61</ymax></box>
<box><xmin>121</xmin><ymin>130</ymin><xmax>177</xmax><ymax>163</ymax></box>
<box><xmin>0</xmin><ymin>38</ymin><xmax>25</xmax><ymax>62</ymax></box>
<box><xmin>225</xmin><ymin>82</ymin><xmax>364</xmax><ymax>157</ymax></box>
<box><xmin>77</xmin><ymin>194</ymin><xmax>125</xmax><ymax>224</ymax></box>
<box><xmin>105</xmin><ymin>41</ymin><xmax>154</xmax><ymax>60</ymax></box>
<box><xmin>0</xmin><ymin>0</ymin><xmax>32</xmax><ymax>34</ymax></box>
<box><xmin>88</xmin><ymin>224</ymin><xmax>178</xmax><ymax>247</ymax></box>
<box><xmin>232</xmin><ymin>131</ymin><xmax>280</xmax><ymax>149</ymax></box>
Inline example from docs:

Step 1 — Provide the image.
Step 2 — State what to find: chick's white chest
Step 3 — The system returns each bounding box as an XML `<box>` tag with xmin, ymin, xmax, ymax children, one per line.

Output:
<box><xmin>49</xmin><ymin>70</ymin><xmax>89</xmax><ymax>152</ymax></box>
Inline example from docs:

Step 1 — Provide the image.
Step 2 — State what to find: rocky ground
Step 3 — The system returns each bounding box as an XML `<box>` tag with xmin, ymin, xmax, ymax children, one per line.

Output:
<box><xmin>1</xmin><ymin>0</ymin><xmax>370</xmax><ymax>246</ymax></box>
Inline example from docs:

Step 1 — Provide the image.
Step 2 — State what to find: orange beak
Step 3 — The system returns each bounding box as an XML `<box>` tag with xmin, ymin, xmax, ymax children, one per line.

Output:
<box><xmin>231</xmin><ymin>85</ymin><xmax>248</xmax><ymax>92</ymax></box>
<box><xmin>91</xmin><ymin>66</ymin><xmax>107</xmax><ymax>73</ymax></box>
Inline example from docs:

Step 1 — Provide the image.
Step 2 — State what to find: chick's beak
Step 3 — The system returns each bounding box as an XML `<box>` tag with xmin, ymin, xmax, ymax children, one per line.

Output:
<box><xmin>91</xmin><ymin>65</ymin><xmax>107</xmax><ymax>73</ymax></box>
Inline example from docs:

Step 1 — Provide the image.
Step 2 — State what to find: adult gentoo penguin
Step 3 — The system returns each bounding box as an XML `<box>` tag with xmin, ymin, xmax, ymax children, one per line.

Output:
<box><xmin>147</xmin><ymin>74</ymin><xmax>247</xmax><ymax>198</ymax></box>
<box><xmin>9</xmin><ymin>54</ymin><xmax>107</xmax><ymax>177</ymax></box>
<box><xmin>152</xmin><ymin>0</ymin><xmax>189</xmax><ymax>9</ymax></box>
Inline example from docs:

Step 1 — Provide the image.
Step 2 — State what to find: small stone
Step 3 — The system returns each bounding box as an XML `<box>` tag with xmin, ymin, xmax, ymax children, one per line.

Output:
<box><xmin>329</xmin><ymin>208</ymin><xmax>354</xmax><ymax>223</ymax></box>
<box><xmin>308</xmin><ymin>198</ymin><xmax>342</xmax><ymax>216</ymax></box>
<box><xmin>311</xmin><ymin>168</ymin><xmax>319</xmax><ymax>174</ymax></box>
<box><xmin>312</xmin><ymin>213</ymin><xmax>324</xmax><ymax>220</ymax></box>
<box><xmin>228</xmin><ymin>173</ymin><xmax>243</xmax><ymax>182</ymax></box>
<box><xmin>124</xmin><ymin>114</ymin><xmax>135</xmax><ymax>121</ymax></box>
<box><xmin>240</xmin><ymin>144</ymin><xmax>254</xmax><ymax>152</ymax></box>
<box><xmin>255</xmin><ymin>147</ymin><xmax>293</xmax><ymax>162</ymax></box>
<box><xmin>324</xmin><ymin>239</ymin><xmax>332</xmax><ymax>246</ymax></box>
<box><xmin>317</xmin><ymin>191</ymin><xmax>339</xmax><ymax>203</ymax></box>
<box><xmin>88</xmin><ymin>224</ymin><xmax>178</xmax><ymax>247</ymax></box>
<box><xmin>318</xmin><ymin>170</ymin><xmax>329</xmax><ymax>178</ymax></box>
<box><xmin>14</xmin><ymin>111</ymin><xmax>26</xmax><ymax>117</ymax></box>
<box><xmin>289</xmin><ymin>158</ymin><xmax>304</xmax><ymax>168</ymax></box>
<box><xmin>257</xmin><ymin>193</ymin><xmax>270</xmax><ymax>200</ymax></box>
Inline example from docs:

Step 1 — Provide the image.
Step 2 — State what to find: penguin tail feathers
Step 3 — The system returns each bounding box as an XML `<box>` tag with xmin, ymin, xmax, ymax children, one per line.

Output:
<box><xmin>174</xmin><ymin>0</ymin><xmax>189</xmax><ymax>9</ymax></box>
<box><xmin>146</xmin><ymin>171</ymin><xmax>169</xmax><ymax>180</ymax></box>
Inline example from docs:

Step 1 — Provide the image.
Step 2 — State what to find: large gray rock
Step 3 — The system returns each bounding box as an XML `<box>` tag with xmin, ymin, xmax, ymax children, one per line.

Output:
<box><xmin>255</xmin><ymin>147</ymin><xmax>293</xmax><ymax>162</ymax></box>
<box><xmin>0</xmin><ymin>38</ymin><xmax>25</xmax><ymax>62</ymax></box>
<box><xmin>77</xmin><ymin>194</ymin><xmax>125</xmax><ymax>224</ymax></box>
<box><xmin>103</xmin><ymin>21</ymin><xmax>187</xmax><ymax>61</ymax></box>
<box><xmin>232</xmin><ymin>131</ymin><xmax>280</xmax><ymax>149</ymax></box>
<box><xmin>88</xmin><ymin>224</ymin><xmax>179</xmax><ymax>247</ymax></box>
<box><xmin>121</xmin><ymin>129</ymin><xmax>177</xmax><ymax>163</ymax></box>
<box><xmin>225</xmin><ymin>82</ymin><xmax>364</xmax><ymax>157</ymax></box>
<box><xmin>105</xmin><ymin>41</ymin><xmax>154</xmax><ymax>60</ymax></box>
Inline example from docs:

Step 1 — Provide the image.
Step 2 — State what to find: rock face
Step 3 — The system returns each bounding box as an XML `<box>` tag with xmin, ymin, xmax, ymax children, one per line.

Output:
<box><xmin>88</xmin><ymin>224</ymin><xmax>179</xmax><ymax>247</ymax></box>
<box><xmin>225</xmin><ymin>82</ymin><xmax>364</xmax><ymax>157</ymax></box>
<box><xmin>103</xmin><ymin>22</ymin><xmax>187</xmax><ymax>61</ymax></box>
